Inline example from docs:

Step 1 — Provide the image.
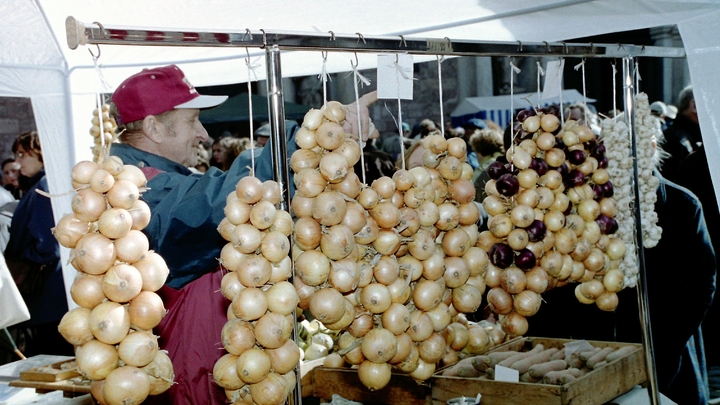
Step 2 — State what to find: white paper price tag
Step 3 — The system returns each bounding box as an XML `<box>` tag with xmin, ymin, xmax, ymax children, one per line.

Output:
<box><xmin>377</xmin><ymin>54</ymin><xmax>414</xmax><ymax>100</ymax></box>
<box><xmin>494</xmin><ymin>365</ymin><xmax>519</xmax><ymax>383</ymax></box>
<box><xmin>541</xmin><ymin>59</ymin><xmax>565</xmax><ymax>100</ymax></box>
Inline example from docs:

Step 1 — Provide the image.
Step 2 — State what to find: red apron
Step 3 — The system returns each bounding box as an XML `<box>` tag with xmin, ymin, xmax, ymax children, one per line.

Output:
<box><xmin>144</xmin><ymin>268</ymin><xmax>229</xmax><ymax>405</ymax></box>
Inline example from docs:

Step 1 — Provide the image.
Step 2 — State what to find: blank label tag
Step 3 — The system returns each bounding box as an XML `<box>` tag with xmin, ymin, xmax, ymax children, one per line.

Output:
<box><xmin>541</xmin><ymin>60</ymin><xmax>565</xmax><ymax>100</ymax></box>
<box><xmin>495</xmin><ymin>365</ymin><xmax>520</xmax><ymax>383</ymax></box>
<box><xmin>377</xmin><ymin>54</ymin><xmax>414</xmax><ymax>100</ymax></box>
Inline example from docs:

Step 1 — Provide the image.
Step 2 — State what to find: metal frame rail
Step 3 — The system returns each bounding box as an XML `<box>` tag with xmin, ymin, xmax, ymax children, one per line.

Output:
<box><xmin>66</xmin><ymin>16</ymin><xmax>689</xmax><ymax>405</ymax></box>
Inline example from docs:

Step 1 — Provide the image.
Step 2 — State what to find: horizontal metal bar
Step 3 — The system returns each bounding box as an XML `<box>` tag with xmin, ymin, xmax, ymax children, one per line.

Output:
<box><xmin>66</xmin><ymin>16</ymin><xmax>687</xmax><ymax>59</ymax></box>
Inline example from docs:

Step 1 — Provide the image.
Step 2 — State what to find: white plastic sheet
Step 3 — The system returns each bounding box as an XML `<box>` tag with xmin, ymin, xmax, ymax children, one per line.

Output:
<box><xmin>0</xmin><ymin>254</ymin><xmax>30</xmax><ymax>330</ymax></box>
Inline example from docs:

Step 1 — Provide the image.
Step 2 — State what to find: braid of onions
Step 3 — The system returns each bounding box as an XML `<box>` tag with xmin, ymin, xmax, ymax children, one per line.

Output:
<box><xmin>288</xmin><ymin>102</ymin><xmax>505</xmax><ymax>392</ymax></box>
<box><xmin>482</xmin><ymin>106</ymin><xmax>628</xmax><ymax>322</ymax></box>
<box><xmin>214</xmin><ymin>172</ymin><xmax>297</xmax><ymax>403</ymax></box>
<box><xmin>55</xmin><ymin>110</ymin><xmax>173</xmax><ymax>405</ymax></box>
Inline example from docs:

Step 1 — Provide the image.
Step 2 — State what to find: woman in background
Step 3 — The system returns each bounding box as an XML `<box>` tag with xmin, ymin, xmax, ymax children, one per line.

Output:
<box><xmin>5</xmin><ymin>131</ymin><xmax>71</xmax><ymax>357</ymax></box>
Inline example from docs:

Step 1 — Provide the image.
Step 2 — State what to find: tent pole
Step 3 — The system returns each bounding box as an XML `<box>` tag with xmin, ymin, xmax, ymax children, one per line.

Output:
<box><xmin>265</xmin><ymin>45</ymin><xmax>301</xmax><ymax>405</ymax></box>
<box><xmin>623</xmin><ymin>56</ymin><xmax>660</xmax><ymax>405</ymax></box>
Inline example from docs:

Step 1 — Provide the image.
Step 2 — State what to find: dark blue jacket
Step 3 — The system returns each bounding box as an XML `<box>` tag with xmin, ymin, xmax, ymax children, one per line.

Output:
<box><xmin>110</xmin><ymin>121</ymin><xmax>298</xmax><ymax>289</ymax></box>
<box><xmin>528</xmin><ymin>175</ymin><xmax>716</xmax><ymax>405</ymax></box>
<box><xmin>4</xmin><ymin>169</ymin><xmax>67</xmax><ymax>326</ymax></box>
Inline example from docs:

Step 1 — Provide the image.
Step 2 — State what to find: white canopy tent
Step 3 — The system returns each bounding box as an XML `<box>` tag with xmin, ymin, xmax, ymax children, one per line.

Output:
<box><xmin>2</xmin><ymin>0</ymin><xmax>720</xmax><ymax>307</ymax></box>
<box><xmin>451</xmin><ymin>89</ymin><xmax>596</xmax><ymax>129</ymax></box>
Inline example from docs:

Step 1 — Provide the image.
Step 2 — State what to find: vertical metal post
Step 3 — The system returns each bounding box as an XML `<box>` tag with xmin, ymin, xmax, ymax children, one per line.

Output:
<box><xmin>623</xmin><ymin>56</ymin><xmax>660</xmax><ymax>405</ymax></box>
<box><xmin>265</xmin><ymin>45</ymin><xmax>301</xmax><ymax>405</ymax></box>
<box><xmin>266</xmin><ymin>45</ymin><xmax>290</xmax><ymax>210</ymax></box>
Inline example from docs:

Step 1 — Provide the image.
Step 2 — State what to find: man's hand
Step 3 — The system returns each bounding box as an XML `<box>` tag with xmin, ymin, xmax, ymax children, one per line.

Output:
<box><xmin>342</xmin><ymin>91</ymin><xmax>379</xmax><ymax>142</ymax></box>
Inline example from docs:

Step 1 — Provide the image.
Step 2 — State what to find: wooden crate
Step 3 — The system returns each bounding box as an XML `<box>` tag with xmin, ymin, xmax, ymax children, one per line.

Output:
<box><xmin>18</xmin><ymin>359</ymin><xmax>80</xmax><ymax>382</ymax></box>
<box><xmin>312</xmin><ymin>366</ymin><xmax>432</xmax><ymax>405</ymax></box>
<box><xmin>431</xmin><ymin>337</ymin><xmax>646</xmax><ymax>405</ymax></box>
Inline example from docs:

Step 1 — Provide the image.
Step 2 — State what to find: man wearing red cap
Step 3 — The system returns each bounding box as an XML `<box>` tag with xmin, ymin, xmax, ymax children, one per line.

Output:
<box><xmin>108</xmin><ymin>64</ymin><xmax>377</xmax><ymax>404</ymax></box>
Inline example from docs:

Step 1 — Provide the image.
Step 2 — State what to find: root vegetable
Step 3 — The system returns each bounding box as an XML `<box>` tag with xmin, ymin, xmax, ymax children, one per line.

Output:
<box><xmin>528</xmin><ymin>359</ymin><xmax>568</xmax><ymax>379</ymax></box>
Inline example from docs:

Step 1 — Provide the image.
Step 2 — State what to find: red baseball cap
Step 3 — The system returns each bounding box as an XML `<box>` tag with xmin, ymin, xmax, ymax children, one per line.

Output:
<box><xmin>112</xmin><ymin>65</ymin><xmax>227</xmax><ymax>124</ymax></box>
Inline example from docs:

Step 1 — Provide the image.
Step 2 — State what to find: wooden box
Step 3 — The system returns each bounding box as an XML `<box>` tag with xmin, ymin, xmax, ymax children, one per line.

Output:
<box><xmin>431</xmin><ymin>337</ymin><xmax>646</xmax><ymax>405</ymax></box>
<box><xmin>312</xmin><ymin>366</ymin><xmax>431</xmax><ymax>405</ymax></box>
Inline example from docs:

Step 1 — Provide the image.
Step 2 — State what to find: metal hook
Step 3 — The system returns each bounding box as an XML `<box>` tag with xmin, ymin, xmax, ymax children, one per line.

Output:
<box><xmin>617</xmin><ymin>43</ymin><xmax>624</xmax><ymax>51</ymax></box>
<box><xmin>543</xmin><ymin>41</ymin><xmax>550</xmax><ymax>53</ymax></box>
<box><xmin>242</xmin><ymin>29</ymin><xmax>253</xmax><ymax>42</ymax></box>
<box><xmin>328</xmin><ymin>31</ymin><xmax>336</xmax><ymax>41</ymax></box>
<box><xmin>356</xmin><ymin>32</ymin><xmax>366</xmax><ymax>44</ymax></box>
<box><xmin>517</xmin><ymin>41</ymin><xmax>523</xmax><ymax>52</ymax></box>
<box><xmin>444</xmin><ymin>37</ymin><xmax>452</xmax><ymax>50</ymax></box>
<box><xmin>561</xmin><ymin>41</ymin><xmax>569</xmax><ymax>54</ymax></box>
<box><xmin>245</xmin><ymin>48</ymin><xmax>251</xmax><ymax>64</ymax></box>
<box><xmin>395</xmin><ymin>54</ymin><xmax>399</xmax><ymax>63</ymax></box>
<box><xmin>399</xmin><ymin>35</ymin><xmax>407</xmax><ymax>48</ymax></box>
<box><xmin>353</xmin><ymin>52</ymin><xmax>359</xmax><ymax>67</ymax></box>
<box><xmin>259</xmin><ymin>29</ymin><xmax>267</xmax><ymax>48</ymax></box>
<box><xmin>641</xmin><ymin>45</ymin><xmax>646</xmax><ymax>53</ymax></box>
<box><xmin>88</xmin><ymin>44</ymin><xmax>101</xmax><ymax>60</ymax></box>
<box><xmin>321</xmin><ymin>51</ymin><xmax>328</xmax><ymax>62</ymax></box>
<box><xmin>92</xmin><ymin>21</ymin><xmax>107</xmax><ymax>35</ymax></box>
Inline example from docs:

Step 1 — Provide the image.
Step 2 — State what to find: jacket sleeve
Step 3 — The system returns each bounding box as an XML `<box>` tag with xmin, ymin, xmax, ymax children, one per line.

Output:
<box><xmin>140</xmin><ymin>121</ymin><xmax>299</xmax><ymax>288</ymax></box>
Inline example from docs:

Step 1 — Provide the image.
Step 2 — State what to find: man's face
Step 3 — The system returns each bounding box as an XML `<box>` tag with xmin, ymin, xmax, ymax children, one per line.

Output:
<box><xmin>156</xmin><ymin>109</ymin><xmax>209</xmax><ymax>167</ymax></box>
<box><xmin>2</xmin><ymin>161</ymin><xmax>20</xmax><ymax>187</ymax></box>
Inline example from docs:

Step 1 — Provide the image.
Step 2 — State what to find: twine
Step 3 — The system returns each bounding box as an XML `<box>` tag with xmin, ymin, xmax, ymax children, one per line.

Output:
<box><xmin>351</xmin><ymin>57</ymin><xmax>371</xmax><ymax>185</ymax></box>
<box><xmin>574</xmin><ymin>59</ymin><xmax>588</xmax><ymax>125</ymax></box>
<box><xmin>246</xmin><ymin>50</ymin><xmax>262</xmax><ymax>177</ymax></box>
<box><xmin>536</xmin><ymin>61</ymin><xmax>545</xmax><ymax>109</ymax></box>
<box><xmin>438</xmin><ymin>55</ymin><xmax>446</xmax><ymax>137</ymax></box>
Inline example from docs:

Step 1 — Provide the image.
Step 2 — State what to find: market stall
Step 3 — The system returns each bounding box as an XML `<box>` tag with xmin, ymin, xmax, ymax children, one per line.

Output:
<box><xmin>3</xmin><ymin>2</ymin><xmax>719</xmax><ymax>405</ymax></box>
<box><xmin>3</xmin><ymin>0</ymin><xmax>720</xmax><ymax>313</ymax></box>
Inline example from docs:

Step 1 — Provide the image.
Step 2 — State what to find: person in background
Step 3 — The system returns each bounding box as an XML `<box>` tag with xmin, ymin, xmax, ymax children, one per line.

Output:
<box><xmin>665</xmin><ymin>104</ymin><xmax>678</xmax><ymax>128</ymax></box>
<box><xmin>396</xmin><ymin>139</ymin><xmax>424</xmax><ymax>170</ymax></box>
<box><xmin>0</xmin><ymin>179</ymin><xmax>15</xmax><ymax>252</ymax></box>
<box><xmin>469</xmin><ymin>127</ymin><xmax>505</xmax><ymax>202</ymax></box>
<box><xmin>650</xmin><ymin>100</ymin><xmax>670</xmax><ymax>132</ymax></box>
<box><xmin>411</xmin><ymin>118</ymin><xmax>438</xmax><ymax>140</ymax></box>
<box><xmin>210</xmin><ymin>135</ymin><xmax>228</xmax><ymax>169</ymax></box>
<box><xmin>380</xmin><ymin>122</ymin><xmax>411</xmax><ymax>161</ymax></box>
<box><xmin>193</xmin><ymin>144</ymin><xmax>211</xmax><ymax>173</ymax></box>
<box><xmin>254</xmin><ymin>122</ymin><xmax>271</xmax><ymax>147</ymax></box>
<box><xmin>528</xmin><ymin>120</ymin><xmax>715</xmax><ymax>405</ymax></box>
<box><xmin>4</xmin><ymin>131</ymin><xmax>72</xmax><ymax>358</ymax></box>
<box><xmin>2</xmin><ymin>159</ymin><xmax>21</xmax><ymax>199</ymax></box>
<box><xmin>356</xmin><ymin>137</ymin><xmax>396</xmax><ymax>185</ymax></box>
<box><xmin>564</xmin><ymin>102</ymin><xmax>601</xmax><ymax>134</ymax></box>
<box><xmin>219</xmin><ymin>137</ymin><xmax>249</xmax><ymax>171</ymax></box>
<box><xmin>662</xmin><ymin>85</ymin><xmax>700</xmax><ymax>182</ymax></box>
<box><xmin>107</xmin><ymin>64</ymin><xmax>377</xmax><ymax>405</ymax></box>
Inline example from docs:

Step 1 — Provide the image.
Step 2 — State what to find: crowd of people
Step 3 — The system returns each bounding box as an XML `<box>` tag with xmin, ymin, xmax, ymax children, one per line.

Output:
<box><xmin>0</xmin><ymin>63</ymin><xmax>716</xmax><ymax>404</ymax></box>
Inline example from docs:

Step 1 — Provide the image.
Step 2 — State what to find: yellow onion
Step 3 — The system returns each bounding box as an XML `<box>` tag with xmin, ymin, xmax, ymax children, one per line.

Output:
<box><xmin>358</xmin><ymin>360</ymin><xmax>392</xmax><ymax>391</ymax></box>
<box><xmin>128</xmin><ymin>291</ymin><xmax>166</xmax><ymax>331</ymax></box>
<box><xmin>71</xmin><ymin>273</ymin><xmax>106</xmax><ymax>309</ymax></box>
<box><xmin>89</xmin><ymin>301</ymin><xmax>130</xmax><ymax>344</ymax></box>
<box><xmin>102</xmin><ymin>264</ymin><xmax>143</xmax><ymax>303</ymax></box>
<box><xmin>76</xmin><ymin>339</ymin><xmax>119</xmax><ymax>380</ymax></box>
<box><xmin>236</xmin><ymin>348</ymin><xmax>271</xmax><ymax>384</ymax></box>
<box><xmin>53</xmin><ymin>213</ymin><xmax>92</xmax><ymax>249</ymax></box>
<box><xmin>254</xmin><ymin>312</ymin><xmax>293</xmax><ymax>349</ymax></box>
<box><xmin>141</xmin><ymin>350</ymin><xmax>174</xmax><ymax>395</ymax></box>
<box><xmin>58</xmin><ymin>307</ymin><xmax>94</xmax><ymax>346</ymax></box>
<box><xmin>117</xmin><ymin>331</ymin><xmax>158</xmax><ymax>367</ymax></box>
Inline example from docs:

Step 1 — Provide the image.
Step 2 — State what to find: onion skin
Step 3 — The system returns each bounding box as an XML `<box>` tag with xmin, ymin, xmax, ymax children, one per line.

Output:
<box><xmin>58</xmin><ymin>307</ymin><xmax>94</xmax><ymax>346</ymax></box>
<box><xmin>358</xmin><ymin>360</ymin><xmax>392</xmax><ymax>391</ymax></box>
<box><xmin>76</xmin><ymin>339</ymin><xmax>119</xmax><ymax>380</ymax></box>
<box><xmin>89</xmin><ymin>301</ymin><xmax>130</xmax><ymax>345</ymax></box>
<box><xmin>128</xmin><ymin>291</ymin><xmax>166</xmax><ymax>330</ymax></box>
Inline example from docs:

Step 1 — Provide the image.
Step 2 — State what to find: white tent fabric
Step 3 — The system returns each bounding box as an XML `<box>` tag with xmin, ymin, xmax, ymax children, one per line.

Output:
<box><xmin>451</xmin><ymin>89</ymin><xmax>596</xmax><ymax>129</ymax></box>
<box><xmin>2</xmin><ymin>0</ymin><xmax>720</xmax><ymax>309</ymax></box>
